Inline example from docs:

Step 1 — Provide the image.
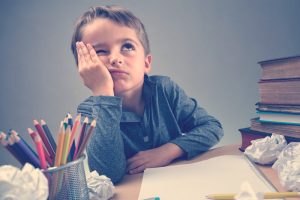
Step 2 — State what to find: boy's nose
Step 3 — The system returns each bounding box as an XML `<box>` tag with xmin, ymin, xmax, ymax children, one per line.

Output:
<box><xmin>109</xmin><ymin>54</ymin><xmax>123</xmax><ymax>67</ymax></box>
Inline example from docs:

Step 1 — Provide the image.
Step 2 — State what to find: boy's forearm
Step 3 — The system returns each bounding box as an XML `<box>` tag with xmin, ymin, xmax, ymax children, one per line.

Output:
<box><xmin>171</xmin><ymin>117</ymin><xmax>223</xmax><ymax>159</ymax></box>
<box><xmin>78</xmin><ymin>96</ymin><xmax>127</xmax><ymax>183</ymax></box>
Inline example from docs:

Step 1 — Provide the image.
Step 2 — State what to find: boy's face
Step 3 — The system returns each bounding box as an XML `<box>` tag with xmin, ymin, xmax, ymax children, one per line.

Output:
<box><xmin>81</xmin><ymin>18</ymin><xmax>152</xmax><ymax>97</ymax></box>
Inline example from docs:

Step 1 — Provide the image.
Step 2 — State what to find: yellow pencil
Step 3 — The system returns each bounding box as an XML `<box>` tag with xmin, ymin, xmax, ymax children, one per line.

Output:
<box><xmin>54</xmin><ymin>122</ymin><xmax>65</xmax><ymax>167</ymax></box>
<box><xmin>206</xmin><ymin>192</ymin><xmax>300</xmax><ymax>199</ymax></box>
<box><xmin>60</xmin><ymin>125</ymin><xmax>71</xmax><ymax>165</ymax></box>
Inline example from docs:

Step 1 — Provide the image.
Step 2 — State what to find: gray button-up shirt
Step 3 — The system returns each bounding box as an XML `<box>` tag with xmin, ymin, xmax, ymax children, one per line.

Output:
<box><xmin>78</xmin><ymin>75</ymin><xmax>223</xmax><ymax>183</ymax></box>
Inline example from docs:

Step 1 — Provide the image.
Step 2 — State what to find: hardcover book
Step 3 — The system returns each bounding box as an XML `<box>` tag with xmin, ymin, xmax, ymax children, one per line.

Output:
<box><xmin>256</xmin><ymin>102</ymin><xmax>300</xmax><ymax>114</ymax></box>
<box><xmin>259</xmin><ymin>55</ymin><xmax>300</xmax><ymax>80</ymax></box>
<box><xmin>258</xmin><ymin>78</ymin><xmax>300</xmax><ymax>105</ymax></box>
<box><xmin>250</xmin><ymin>117</ymin><xmax>300</xmax><ymax>137</ymax></box>
<box><xmin>257</xmin><ymin>110</ymin><xmax>300</xmax><ymax>125</ymax></box>
<box><xmin>238</xmin><ymin>127</ymin><xmax>300</xmax><ymax>152</ymax></box>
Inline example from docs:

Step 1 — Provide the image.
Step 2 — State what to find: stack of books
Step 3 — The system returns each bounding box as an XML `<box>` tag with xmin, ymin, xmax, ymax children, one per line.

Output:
<box><xmin>239</xmin><ymin>55</ymin><xmax>300</xmax><ymax>151</ymax></box>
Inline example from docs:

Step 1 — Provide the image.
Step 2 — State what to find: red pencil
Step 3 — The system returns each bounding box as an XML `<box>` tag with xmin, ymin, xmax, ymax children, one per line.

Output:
<box><xmin>33</xmin><ymin>119</ymin><xmax>55</xmax><ymax>159</ymax></box>
<box><xmin>73</xmin><ymin>117</ymin><xmax>88</xmax><ymax>160</ymax></box>
<box><xmin>28</xmin><ymin>128</ymin><xmax>52</xmax><ymax>166</ymax></box>
<box><xmin>34</xmin><ymin>134</ymin><xmax>47</xmax><ymax>169</ymax></box>
<box><xmin>75</xmin><ymin>119</ymin><xmax>96</xmax><ymax>159</ymax></box>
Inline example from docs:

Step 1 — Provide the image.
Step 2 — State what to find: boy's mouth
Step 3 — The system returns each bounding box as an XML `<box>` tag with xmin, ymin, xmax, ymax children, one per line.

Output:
<box><xmin>109</xmin><ymin>69</ymin><xmax>129</xmax><ymax>78</ymax></box>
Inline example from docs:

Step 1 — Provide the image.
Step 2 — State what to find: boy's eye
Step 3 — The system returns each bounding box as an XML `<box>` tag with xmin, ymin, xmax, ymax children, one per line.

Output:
<box><xmin>95</xmin><ymin>49</ymin><xmax>108</xmax><ymax>55</ymax></box>
<box><xmin>122</xmin><ymin>43</ymin><xmax>135</xmax><ymax>51</ymax></box>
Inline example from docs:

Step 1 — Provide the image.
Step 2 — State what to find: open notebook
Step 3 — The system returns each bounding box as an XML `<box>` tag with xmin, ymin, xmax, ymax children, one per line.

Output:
<box><xmin>138</xmin><ymin>155</ymin><xmax>280</xmax><ymax>200</ymax></box>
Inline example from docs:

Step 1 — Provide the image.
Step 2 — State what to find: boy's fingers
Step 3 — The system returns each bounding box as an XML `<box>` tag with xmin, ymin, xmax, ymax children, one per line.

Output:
<box><xmin>76</xmin><ymin>42</ymin><xmax>85</xmax><ymax>67</ymax></box>
<box><xmin>129</xmin><ymin>165</ymin><xmax>145</xmax><ymax>174</ymax></box>
<box><xmin>86</xmin><ymin>44</ymin><xmax>99</xmax><ymax>63</ymax></box>
<box><xmin>127</xmin><ymin>159</ymin><xmax>143</xmax><ymax>171</ymax></box>
<box><xmin>79</xmin><ymin>42</ymin><xmax>92</xmax><ymax>64</ymax></box>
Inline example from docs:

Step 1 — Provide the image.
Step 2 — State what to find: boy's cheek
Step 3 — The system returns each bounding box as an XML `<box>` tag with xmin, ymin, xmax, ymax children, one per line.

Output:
<box><xmin>98</xmin><ymin>57</ymin><xmax>109</xmax><ymax>67</ymax></box>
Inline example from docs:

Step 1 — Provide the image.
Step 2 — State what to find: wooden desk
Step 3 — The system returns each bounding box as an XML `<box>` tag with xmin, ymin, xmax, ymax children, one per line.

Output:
<box><xmin>112</xmin><ymin>144</ymin><xmax>297</xmax><ymax>200</ymax></box>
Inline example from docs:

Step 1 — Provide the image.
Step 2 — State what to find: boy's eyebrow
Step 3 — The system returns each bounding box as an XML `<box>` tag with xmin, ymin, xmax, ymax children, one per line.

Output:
<box><xmin>92</xmin><ymin>38</ymin><xmax>139</xmax><ymax>48</ymax></box>
<box><xmin>92</xmin><ymin>43</ymin><xmax>107</xmax><ymax>48</ymax></box>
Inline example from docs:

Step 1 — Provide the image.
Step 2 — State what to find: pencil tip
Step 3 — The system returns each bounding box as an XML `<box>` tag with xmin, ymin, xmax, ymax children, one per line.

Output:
<box><xmin>33</xmin><ymin>119</ymin><xmax>39</xmax><ymax>124</ymax></box>
<box><xmin>83</xmin><ymin>117</ymin><xmax>89</xmax><ymax>123</ymax></box>
<box><xmin>40</xmin><ymin>119</ymin><xmax>46</xmax><ymax>124</ymax></box>
<box><xmin>91</xmin><ymin>119</ymin><xmax>96</xmax><ymax>126</ymax></box>
<box><xmin>27</xmin><ymin>128</ymin><xmax>34</xmax><ymax>133</ymax></box>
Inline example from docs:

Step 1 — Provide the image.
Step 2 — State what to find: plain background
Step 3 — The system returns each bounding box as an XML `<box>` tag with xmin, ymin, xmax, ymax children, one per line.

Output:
<box><xmin>1</xmin><ymin>0</ymin><xmax>300</xmax><ymax>167</ymax></box>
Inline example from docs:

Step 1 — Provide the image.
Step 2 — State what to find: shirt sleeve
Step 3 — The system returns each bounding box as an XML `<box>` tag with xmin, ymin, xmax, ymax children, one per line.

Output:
<box><xmin>77</xmin><ymin>96</ymin><xmax>126</xmax><ymax>184</ymax></box>
<box><xmin>162</xmin><ymin>78</ymin><xmax>224</xmax><ymax>159</ymax></box>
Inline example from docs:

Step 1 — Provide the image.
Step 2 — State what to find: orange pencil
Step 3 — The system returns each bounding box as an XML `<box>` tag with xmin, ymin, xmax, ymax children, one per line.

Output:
<box><xmin>34</xmin><ymin>134</ymin><xmax>47</xmax><ymax>169</ymax></box>
<box><xmin>75</xmin><ymin>119</ymin><xmax>96</xmax><ymax>159</ymax></box>
<box><xmin>54</xmin><ymin>122</ymin><xmax>65</xmax><ymax>167</ymax></box>
<box><xmin>68</xmin><ymin>114</ymin><xmax>81</xmax><ymax>157</ymax></box>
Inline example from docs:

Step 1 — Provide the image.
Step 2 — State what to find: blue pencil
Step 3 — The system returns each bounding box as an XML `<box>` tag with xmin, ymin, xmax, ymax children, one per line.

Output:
<box><xmin>0</xmin><ymin>132</ymin><xmax>27</xmax><ymax>165</ymax></box>
<box><xmin>41</xmin><ymin>119</ymin><xmax>57</xmax><ymax>152</ymax></box>
<box><xmin>10</xmin><ymin>130</ymin><xmax>40</xmax><ymax>168</ymax></box>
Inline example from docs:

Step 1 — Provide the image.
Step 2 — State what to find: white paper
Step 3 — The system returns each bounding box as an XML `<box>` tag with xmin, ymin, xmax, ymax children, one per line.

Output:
<box><xmin>138</xmin><ymin>155</ymin><xmax>278</xmax><ymax>200</ymax></box>
<box><xmin>245</xmin><ymin>134</ymin><xmax>287</xmax><ymax>165</ymax></box>
<box><xmin>0</xmin><ymin>163</ymin><xmax>48</xmax><ymax>200</ymax></box>
<box><xmin>272</xmin><ymin>142</ymin><xmax>300</xmax><ymax>191</ymax></box>
<box><xmin>234</xmin><ymin>181</ymin><xmax>263</xmax><ymax>200</ymax></box>
<box><xmin>87</xmin><ymin>171</ymin><xmax>115</xmax><ymax>200</ymax></box>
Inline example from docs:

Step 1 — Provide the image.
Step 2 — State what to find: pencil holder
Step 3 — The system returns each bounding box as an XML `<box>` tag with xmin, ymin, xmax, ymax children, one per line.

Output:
<box><xmin>42</xmin><ymin>155</ymin><xmax>89</xmax><ymax>200</ymax></box>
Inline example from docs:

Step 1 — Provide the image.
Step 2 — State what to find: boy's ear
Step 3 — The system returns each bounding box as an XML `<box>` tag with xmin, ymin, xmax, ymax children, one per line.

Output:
<box><xmin>144</xmin><ymin>54</ymin><xmax>152</xmax><ymax>73</ymax></box>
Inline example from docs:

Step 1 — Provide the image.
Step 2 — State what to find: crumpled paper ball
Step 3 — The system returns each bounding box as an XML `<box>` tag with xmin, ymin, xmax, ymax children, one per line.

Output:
<box><xmin>244</xmin><ymin>134</ymin><xmax>287</xmax><ymax>165</ymax></box>
<box><xmin>0</xmin><ymin>163</ymin><xmax>48</xmax><ymax>200</ymax></box>
<box><xmin>87</xmin><ymin>171</ymin><xmax>115</xmax><ymax>200</ymax></box>
<box><xmin>272</xmin><ymin>142</ymin><xmax>300</xmax><ymax>191</ymax></box>
<box><xmin>234</xmin><ymin>181</ymin><xmax>263</xmax><ymax>200</ymax></box>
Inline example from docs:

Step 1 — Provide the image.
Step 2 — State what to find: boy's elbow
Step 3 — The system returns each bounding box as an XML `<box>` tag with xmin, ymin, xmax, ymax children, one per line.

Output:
<box><xmin>109</xmin><ymin>170</ymin><xmax>126</xmax><ymax>184</ymax></box>
<box><xmin>209</xmin><ymin>119</ymin><xmax>224</xmax><ymax>143</ymax></box>
<box><xmin>88</xmin><ymin>157</ymin><xmax>126</xmax><ymax>184</ymax></box>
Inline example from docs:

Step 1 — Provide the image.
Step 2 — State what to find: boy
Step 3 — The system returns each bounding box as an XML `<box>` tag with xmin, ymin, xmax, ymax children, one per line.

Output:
<box><xmin>71</xmin><ymin>5</ymin><xmax>223</xmax><ymax>184</ymax></box>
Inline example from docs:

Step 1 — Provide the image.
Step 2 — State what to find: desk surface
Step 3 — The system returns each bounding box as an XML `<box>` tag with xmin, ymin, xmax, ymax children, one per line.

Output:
<box><xmin>112</xmin><ymin>144</ymin><xmax>297</xmax><ymax>200</ymax></box>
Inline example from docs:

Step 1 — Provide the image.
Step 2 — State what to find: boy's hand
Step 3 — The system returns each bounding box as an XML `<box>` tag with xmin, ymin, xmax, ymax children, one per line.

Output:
<box><xmin>76</xmin><ymin>41</ymin><xmax>114</xmax><ymax>96</ymax></box>
<box><xmin>126</xmin><ymin>143</ymin><xmax>184</xmax><ymax>174</ymax></box>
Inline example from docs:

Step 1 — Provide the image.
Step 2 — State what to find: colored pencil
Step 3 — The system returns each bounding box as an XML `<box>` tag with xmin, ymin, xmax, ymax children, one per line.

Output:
<box><xmin>10</xmin><ymin>130</ymin><xmax>40</xmax><ymax>168</ymax></box>
<box><xmin>33</xmin><ymin>120</ymin><xmax>55</xmax><ymax>159</ymax></box>
<box><xmin>68</xmin><ymin>114</ymin><xmax>81</xmax><ymax>159</ymax></box>
<box><xmin>75</xmin><ymin>119</ymin><xmax>96</xmax><ymax>159</ymax></box>
<box><xmin>67</xmin><ymin>113</ymin><xmax>73</xmax><ymax>129</ymax></box>
<box><xmin>54</xmin><ymin>122</ymin><xmax>65</xmax><ymax>167</ymax></box>
<box><xmin>41</xmin><ymin>119</ymin><xmax>57</xmax><ymax>152</ymax></box>
<box><xmin>60</xmin><ymin>125</ymin><xmax>71</xmax><ymax>165</ymax></box>
<box><xmin>34</xmin><ymin>134</ymin><xmax>47</xmax><ymax>169</ymax></box>
<box><xmin>63</xmin><ymin>117</ymin><xmax>68</xmax><ymax>130</ymax></box>
<box><xmin>0</xmin><ymin>132</ymin><xmax>27</xmax><ymax>165</ymax></box>
<box><xmin>27</xmin><ymin>128</ymin><xmax>52</xmax><ymax>165</ymax></box>
<box><xmin>73</xmin><ymin>117</ymin><xmax>88</xmax><ymax>159</ymax></box>
<box><xmin>206</xmin><ymin>192</ymin><xmax>300</xmax><ymax>199</ymax></box>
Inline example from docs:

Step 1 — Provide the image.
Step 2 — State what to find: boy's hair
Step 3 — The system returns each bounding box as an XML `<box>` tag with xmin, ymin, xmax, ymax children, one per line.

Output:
<box><xmin>71</xmin><ymin>5</ymin><xmax>150</xmax><ymax>65</ymax></box>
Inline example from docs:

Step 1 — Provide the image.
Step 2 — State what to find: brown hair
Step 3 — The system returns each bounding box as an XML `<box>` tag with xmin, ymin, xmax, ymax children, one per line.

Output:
<box><xmin>70</xmin><ymin>5</ymin><xmax>150</xmax><ymax>65</ymax></box>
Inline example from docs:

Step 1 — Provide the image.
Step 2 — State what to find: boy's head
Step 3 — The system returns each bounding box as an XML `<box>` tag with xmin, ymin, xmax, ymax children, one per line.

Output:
<box><xmin>71</xmin><ymin>5</ymin><xmax>150</xmax><ymax>65</ymax></box>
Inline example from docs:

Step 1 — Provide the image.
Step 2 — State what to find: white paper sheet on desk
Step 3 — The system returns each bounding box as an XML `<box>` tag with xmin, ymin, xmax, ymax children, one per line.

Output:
<box><xmin>138</xmin><ymin>155</ymin><xmax>280</xmax><ymax>200</ymax></box>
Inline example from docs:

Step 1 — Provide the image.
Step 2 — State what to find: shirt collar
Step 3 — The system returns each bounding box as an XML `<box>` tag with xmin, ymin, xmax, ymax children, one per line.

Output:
<box><xmin>120</xmin><ymin>74</ymin><xmax>156</xmax><ymax>123</ymax></box>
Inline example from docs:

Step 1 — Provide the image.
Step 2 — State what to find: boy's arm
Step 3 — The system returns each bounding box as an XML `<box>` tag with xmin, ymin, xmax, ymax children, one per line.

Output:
<box><xmin>165</xmin><ymin>78</ymin><xmax>224</xmax><ymax>159</ymax></box>
<box><xmin>78</xmin><ymin>96</ymin><xmax>126</xmax><ymax>184</ymax></box>
<box><xmin>126</xmin><ymin>77</ymin><xmax>223</xmax><ymax>174</ymax></box>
